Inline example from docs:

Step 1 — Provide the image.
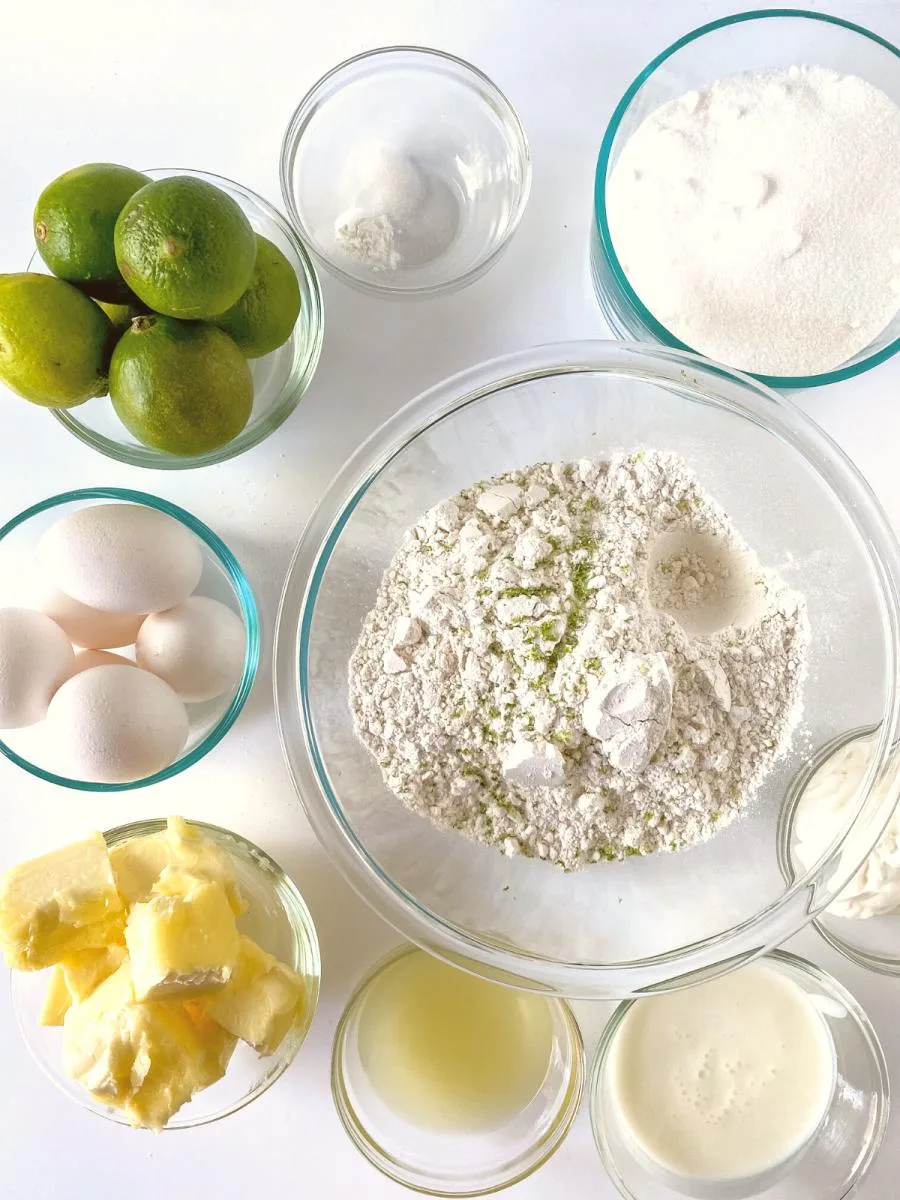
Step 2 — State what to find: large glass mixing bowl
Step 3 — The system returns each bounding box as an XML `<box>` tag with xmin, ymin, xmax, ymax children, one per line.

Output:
<box><xmin>274</xmin><ymin>342</ymin><xmax>900</xmax><ymax>998</ymax></box>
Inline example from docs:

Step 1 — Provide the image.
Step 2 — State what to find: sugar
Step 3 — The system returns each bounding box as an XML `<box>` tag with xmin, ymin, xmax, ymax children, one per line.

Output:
<box><xmin>607</xmin><ymin>66</ymin><xmax>900</xmax><ymax>376</ymax></box>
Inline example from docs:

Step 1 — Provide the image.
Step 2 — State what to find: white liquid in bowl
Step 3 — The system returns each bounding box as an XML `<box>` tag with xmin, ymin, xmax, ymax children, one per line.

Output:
<box><xmin>607</xmin><ymin>961</ymin><xmax>835</xmax><ymax>1196</ymax></box>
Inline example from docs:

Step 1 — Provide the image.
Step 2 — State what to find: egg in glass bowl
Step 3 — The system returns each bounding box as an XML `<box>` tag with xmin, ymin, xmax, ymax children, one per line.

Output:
<box><xmin>0</xmin><ymin>487</ymin><xmax>258</xmax><ymax>791</ymax></box>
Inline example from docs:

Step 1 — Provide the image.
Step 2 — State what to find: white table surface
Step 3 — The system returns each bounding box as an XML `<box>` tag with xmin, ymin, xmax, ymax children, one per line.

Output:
<box><xmin>2</xmin><ymin>1</ymin><xmax>899</xmax><ymax>1195</ymax></box>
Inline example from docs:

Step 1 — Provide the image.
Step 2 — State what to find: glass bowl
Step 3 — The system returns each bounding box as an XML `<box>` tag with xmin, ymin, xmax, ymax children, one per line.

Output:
<box><xmin>36</xmin><ymin>168</ymin><xmax>324</xmax><ymax>469</ymax></box>
<box><xmin>0</xmin><ymin>487</ymin><xmax>259</xmax><ymax>790</ymax></box>
<box><xmin>279</xmin><ymin>46</ymin><xmax>531</xmax><ymax>298</ymax></box>
<box><xmin>778</xmin><ymin>725</ymin><xmax>900</xmax><ymax>976</ymax></box>
<box><xmin>10</xmin><ymin>818</ymin><xmax>321</xmax><ymax>1130</ymax></box>
<box><xmin>591</xmin><ymin>10</ymin><xmax>900</xmax><ymax>389</ymax></box>
<box><xmin>274</xmin><ymin>340</ymin><xmax>900</xmax><ymax>999</ymax></box>
<box><xmin>331</xmin><ymin>944</ymin><xmax>584</xmax><ymax>1195</ymax></box>
<box><xmin>589</xmin><ymin>950</ymin><xmax>890</xmax><ymax>1200</ymax></box>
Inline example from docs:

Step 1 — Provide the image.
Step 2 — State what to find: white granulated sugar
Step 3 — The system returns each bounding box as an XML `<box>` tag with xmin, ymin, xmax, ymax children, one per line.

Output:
<box><xmin>349</xmin><ymin>451</ymin><xmax>809</xmax><ymax>871</ymax></box>
<box><xmin>606</xmin><ymin>67</ymin><xmax>900</xmax><ymax>376</ymax></box>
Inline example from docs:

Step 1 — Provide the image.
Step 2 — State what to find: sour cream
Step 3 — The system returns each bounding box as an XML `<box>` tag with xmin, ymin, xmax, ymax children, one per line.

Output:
<box><xmin>794</xmin><ymin>731</ymin><xmax>900</xmax><ymax>919</ymax></box>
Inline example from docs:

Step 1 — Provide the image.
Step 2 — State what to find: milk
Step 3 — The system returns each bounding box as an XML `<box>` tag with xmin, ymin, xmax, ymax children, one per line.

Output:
<box><xmin>607</xmin><ymin>961</ymin><xmax>836</xmax><ymax>1197</ymax></box>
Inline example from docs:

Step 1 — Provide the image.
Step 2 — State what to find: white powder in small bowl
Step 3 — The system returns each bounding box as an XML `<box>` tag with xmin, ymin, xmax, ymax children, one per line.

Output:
<box><xmin>333</xmin><ymin>140</ymin><xmax>459</xmax><ymax>273</ymax></box>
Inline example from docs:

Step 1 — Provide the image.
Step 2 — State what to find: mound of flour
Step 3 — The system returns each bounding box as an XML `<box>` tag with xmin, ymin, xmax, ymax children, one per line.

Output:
<box><xmin>349</xmin><ymin>450</ymin><xmax>808</xmax><ymax>870</ymax></box>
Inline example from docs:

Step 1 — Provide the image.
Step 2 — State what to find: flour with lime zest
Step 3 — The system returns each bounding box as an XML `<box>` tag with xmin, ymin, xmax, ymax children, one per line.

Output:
<box><xmin>349</xmin><ymin>450</ymin><xmax>808</xmax><ymax>870</ymax></box>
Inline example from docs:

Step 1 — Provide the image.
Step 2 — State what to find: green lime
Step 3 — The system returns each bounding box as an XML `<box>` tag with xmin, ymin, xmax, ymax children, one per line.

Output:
<box><xmin>109</xmin><ymin>315</ymin><xmax>253</xmax><ymax>455</ymax></box>
<box><xmin>0</xmin><ymin>273</ymin><xmax>114</xmax><ymax>407</ymax></box>
<box><xmin>114</xmin><ymin>177</ymin><xmax>256</xmax><ymax>319</ymax></box>
<box><xmin>34</xmin><ymin>164</ymin><xmax>149</xmax><ymax>302</ymax></box>
<box><xmin>95</xmin><ymin>297</ymin><xmax>147</xmax><ymax>336</ymax></box>
<box><xmin>212</xmin><ymin>234</ymin><xmax>301</xmax><ymax>358</ymax></box>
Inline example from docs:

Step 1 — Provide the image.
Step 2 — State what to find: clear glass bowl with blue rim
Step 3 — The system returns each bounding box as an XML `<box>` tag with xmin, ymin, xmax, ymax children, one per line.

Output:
<box><xmin>591</xmin><ymin>9</ymin><xmax>900</xmax><ymax>390</ymax></box>
<box><xmin>0</xmin><ymin>486</ymin><xmax>259</xmax><ymax>790</ymax></box>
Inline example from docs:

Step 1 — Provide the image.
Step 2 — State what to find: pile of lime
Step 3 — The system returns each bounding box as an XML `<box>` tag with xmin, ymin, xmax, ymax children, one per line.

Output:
<box><xmin>0</xmin><ymin>164</ymin><xmax>302</xmax><ymax>456</ymax></box>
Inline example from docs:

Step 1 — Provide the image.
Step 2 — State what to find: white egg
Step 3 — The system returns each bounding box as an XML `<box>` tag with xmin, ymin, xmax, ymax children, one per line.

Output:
<box><xmin>135</xmin><ymin>597</ymin><xmax>246</xmax><ymax>702</ymax></box>
<box><xmin>71</xmin><ymin>649</ymin><xmax>136</xmax><ymax>676</ymax></box>
<box><xmin>33</xmin><ymin>578</ymin><xmax>145</xmax><ymax>649</ymax></box>
<box><xmin>0</xmin><ymin>608</ymin><xmax>75</xmax><ymax>729</ymax></box>
<box><xmin>38</xmin><ymin>503</ymin><xmax>204</xmax><ymax>614</ymax></box>
<box><xmin>46</xmin><ymin>665</ymin><xmax>189</xmax><ymax>783</ymax></box>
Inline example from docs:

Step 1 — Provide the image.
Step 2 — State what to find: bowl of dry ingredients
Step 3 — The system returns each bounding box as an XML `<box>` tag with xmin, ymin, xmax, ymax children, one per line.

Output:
<box><xmin>274</xmin><ymin>341</ymin><xmax>900</xmax><ymax>999</ymax></box>
<box><xmin>279</xmin><ymin>47</ymin><xmax>531</xmax><ymax>298</ymax></box>
<box><xmin>591</xmin><ymin>11</ymin><xmax>900</xmax><ymax>388</ymax></box>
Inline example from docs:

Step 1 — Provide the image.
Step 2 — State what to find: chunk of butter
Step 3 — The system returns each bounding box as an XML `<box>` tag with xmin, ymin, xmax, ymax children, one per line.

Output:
<box><xmin>63</xmin><ymin>962</ymin><xmax>235</xmax><ymax>1130</ymax></box>
<box><xmin>0</xmin><ymin>833</ymin><xmax>123</xmax><ymax>970</ymax></box>
<box><xmin>40</xmin><ymin>944</ymin><xmax>127</xmax><ymax>1026</ymax></box>
<box><xmin>40</xmin><ymin>966</ymin><xmax>73</xmax><ymax>1026</ymax></box>
<box><xmin>201</xmin><ymin>935</ymin><xmax>306</xmax><ymax>1056</ymax></box>
<box><xmin>125</xmin><ymin>877</ymin><xmax>239</xmax><ymax>1001</ymax></box>
<box><xmin>109</xmin><ymin>816</ymin><xmax>244</xmax><ymax>914</ymax></box>
<box><xmin>62</xmin><ymin>943</ymin><xmax>128</xmax><ymax>1002</ymax></box>
<box><xmin>122</xmin><ymin>1004</ymin><xmax>235</xmax><ymax>1132</ymax></box>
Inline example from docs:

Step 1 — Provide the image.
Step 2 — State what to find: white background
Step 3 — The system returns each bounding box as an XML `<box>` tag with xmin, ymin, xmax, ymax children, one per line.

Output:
<box><xmin>1</xmin><ymin>1</ymin><xmax>899</xmax><ymax>1196</ymax></box>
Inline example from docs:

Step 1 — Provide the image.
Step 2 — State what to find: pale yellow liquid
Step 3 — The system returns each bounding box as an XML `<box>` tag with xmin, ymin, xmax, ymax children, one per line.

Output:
<box><xmin>356</xmin><ymin>950</ymin><xmax>554</xmax><ymax>1132</ymax></box>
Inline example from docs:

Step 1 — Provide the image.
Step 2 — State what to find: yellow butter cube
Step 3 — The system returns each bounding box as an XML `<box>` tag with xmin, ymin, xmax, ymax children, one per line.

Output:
<box><xmin>62</xmin><ymin>943</ymin><xmax>128</xmax><ymax>1002</ymax></box>
<box><xmin>126</xmin><ymin>877</ymin><xmax>239</xmax><ymax>1001</ymax></box>
<box><xmin>110</xmin><ymin>816</ymin><xmax>244</xmax><ymax>915</ymax></box>
<box><xmin>40</xmin><ymin>966</ymin><xmax>73</xmax><ymax>1026</ymax></box>
<box><xmin>122</xmin><ymin>1002</ymin><xmax>235</xmax><ymax>1131</ymax></box>
<box><xmin>63</xmin><ymin>962</ymin><xmax>235</xmax><ymax>1131</ymax></box>
<box><xmin>62</xmin><ymin>962</ymin><xmax>141</xmax><ymax>1105</ymax></box>
<box><xmin>202</xmin><ymin>935</ymin><xmax>307</xmax><ymax>1056</ymax></box>
<box><xmin>0</xmin><ymin>833</ymin><xmax>123</xmax><ymax>970</ymax></box>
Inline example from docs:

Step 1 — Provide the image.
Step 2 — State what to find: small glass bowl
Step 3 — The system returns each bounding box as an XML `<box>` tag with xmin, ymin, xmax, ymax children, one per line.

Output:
<box><xmin>591</xmin><ymin>10</ymin><xmax>900</xmax><ymax>389</ymax></box>
<box><xmin>280</xmin><ymin>46</ymin><xmax>531</xmax><ymax>298</ymax></box>
<box><xmin>10</xmin><ymin>818</ymin><xmax>321</xmax><ymax>1130</ymax></box>
<box><xmin>38</xmin><ymin>168</ymin><xmax>324</xmax><ymax>469</ymax></box>
<box><xmin>778</xmin><ymin>725</ymin><xmax>900</xmax><ymax>975</ymax></box>
<box><xmin>331</xmin><ymin>945</ymin><xmax>584</xmax><ymax>1195</ymax></box>
<box><xmin>589</xmin><ymin>950</ymin><xmax>889</xmax><ymax>1200</ymax></box>
<box><xmin>0</xmin><ymin>487</ymin><xmax>259</xmax><ymax>791</ymax></box>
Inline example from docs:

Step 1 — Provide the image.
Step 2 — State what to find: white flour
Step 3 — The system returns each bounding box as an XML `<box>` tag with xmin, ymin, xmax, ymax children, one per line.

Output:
<box><xmin>350</xmin><ymin>451</ymin><xmax>809</xmax><ymax>870</ymax></box>
<box><xmin>606</xmin><ymin>67</ymin><xmax>900</xmax><ymax>376</ymax></box>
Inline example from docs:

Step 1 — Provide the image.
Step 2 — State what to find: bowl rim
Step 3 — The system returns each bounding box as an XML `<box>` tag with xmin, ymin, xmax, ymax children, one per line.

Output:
<box><xmin>48</xmin><ymin>167</ymin><xmax>325</xmax><ymax>470</ymax></box>
<box><xmin>592</xmin><ymin>8</ymin><xmax>900</xmax><ymax>390</ymax></box>
<box><xmin>777</xmin><ymin>723</ymin><xmax>900</xmax><ymax>976</ymax></box>
<box><xmin>11</xmin><ymin>816</ymin><xmax>322</xmax><ymax>1131</ymax></box>
<box><xmin>274</xmin><ymin>338</ymin><xmax>900</xmax><ymax>998</ymax></box>
<box><xmin>587</xmin><ymin>949</ymin><xmax>890</xmax><ymax>1199</ymax></box>
<box><xmin>329</xmin><ymin>942</ymin><xmax>585</xmax><ymax>1195</ymax></box>
<box><xmin>278</xmin><ymin>44</ymin><xmax>532</xmax><ymax>299</ymax></box>
<box><xmin>0</xmin><ymin>487</ymin><xmax>260</xmax><ymax>791</ymax></box>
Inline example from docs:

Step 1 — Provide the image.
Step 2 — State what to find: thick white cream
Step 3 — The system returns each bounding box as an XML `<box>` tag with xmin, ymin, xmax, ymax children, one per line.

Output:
<box><xmin>794</xmin><ymin>732</ymin><xmax>900</xmax><ymax>920</ymax></box>
<box><xmin>607</xmin><ymin>962</ymin><xmax>835</xmax><ymax>1186</ymax></box>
